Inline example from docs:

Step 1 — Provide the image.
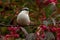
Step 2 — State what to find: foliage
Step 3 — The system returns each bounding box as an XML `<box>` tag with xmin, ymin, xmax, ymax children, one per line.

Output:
<box><xmin>0</xmin><ymin>0</ymin><xmax>60</xmax><ymax>40</ymax></box>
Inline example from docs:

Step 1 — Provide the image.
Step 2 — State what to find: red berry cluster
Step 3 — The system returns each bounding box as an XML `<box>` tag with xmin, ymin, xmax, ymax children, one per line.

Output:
<box><xmin>5</xmin><ymin>26</ymin><xmax>20</xmax><ymax>40</ymax></box>
<box><xmin>36</xmin><ymin>24</ymin><xmax>60</xmax><ymax>40</ymax></box>
<box><xmin>36</xmin><ymin>25</ymin><xmax>47</xmax><ymax>40</ymax></box>
<box><xmin>36</xmin><ymin>0</ymin><xmax>57</xmax><ymax>7</ymax></box>
<box><xmin>51</xmin><ymin>27</ymin><xmax>60</xmax><ymax>40</ymax></box>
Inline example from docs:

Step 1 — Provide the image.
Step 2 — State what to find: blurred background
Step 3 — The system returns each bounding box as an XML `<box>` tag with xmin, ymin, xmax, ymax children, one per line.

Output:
<box><xmin>0</xmin><ymin>0</ymin><xmax>60</xmax><ymax>40</ymax></box>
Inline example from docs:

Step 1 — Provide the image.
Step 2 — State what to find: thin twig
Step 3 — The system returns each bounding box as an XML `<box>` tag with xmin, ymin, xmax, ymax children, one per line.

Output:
<box><xmin>0</xmin><ymin>23</ymin><xmax>39</xmax><ymax>27</ymax></box>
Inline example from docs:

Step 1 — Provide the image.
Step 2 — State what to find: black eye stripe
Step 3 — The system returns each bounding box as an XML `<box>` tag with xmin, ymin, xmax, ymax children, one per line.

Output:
<box><xmin>23</xmin><ymin>9</ymin><xmax>29</xmax><ymax>11</ymax></box>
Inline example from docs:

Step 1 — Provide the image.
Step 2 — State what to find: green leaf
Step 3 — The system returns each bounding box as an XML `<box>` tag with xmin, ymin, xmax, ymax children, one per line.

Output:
<box><xmin>2</xmin><ymin>0</ymin><xmax>6</xmax><ymax>2</ymax></box>
<box><xmin>57</xmin><ymin>3</ymin><xmax>60</xmax><ymax>8</ymax></box>
<box><xmin>44</xmin><ymin>4</ymin><xmax>54</xmax><ymax>18</ymax></box>
<box><xmin>58</xmin><ymin>0</ymin><xmax>60</xmax><ymax>2</ymax></box>
<box><xmin>0</xmin><ymin>8</ymin><xmax>4</xmax><ymax>12</ymax></box>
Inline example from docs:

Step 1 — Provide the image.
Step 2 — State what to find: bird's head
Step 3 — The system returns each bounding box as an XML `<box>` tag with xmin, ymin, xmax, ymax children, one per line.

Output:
<box><xmin>21</xmin><ymin>7</ymin><xmax>29</xmax><ymax>14</ymax></box>
<box><xmin>22</xmin><ymin>7</ymin><xmax>29</xmax><ymax>11</ymax></box>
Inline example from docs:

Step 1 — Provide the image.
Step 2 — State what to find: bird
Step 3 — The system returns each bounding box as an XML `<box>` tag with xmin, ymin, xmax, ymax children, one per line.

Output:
<box><xmin>17</xmin><ymin>7</ymin><xmax>30</xmax><ymax>26</ymax></box>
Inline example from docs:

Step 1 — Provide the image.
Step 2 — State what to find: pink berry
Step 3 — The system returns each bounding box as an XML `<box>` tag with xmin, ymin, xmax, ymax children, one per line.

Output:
<box><xmin>41</xmin><ymin>33</ymin><xmax>45</xmax><ymax>38</ymax></box>
<box><xmin>14</xmin><ymin>34</ymin><xmax>19</xmax><ymax>38</ymax></box>
<box><xmin>56</xmin><ymin>28</ymin><xmax>60</xmax><ymax>33</ymax></box>
<box><xmin>5</xmin><ymin>34</ymin><xmax>11</xmax><ymax>38</ymax></box>
<box><xmin>40</xmin><ymin>25</ymin><xmax>47</xmax><ymax>30</ymax></box>
<box><xmin>51</xmin><ymin>27</ymin><xmax>56</xmax><ymax>32</ymax></box>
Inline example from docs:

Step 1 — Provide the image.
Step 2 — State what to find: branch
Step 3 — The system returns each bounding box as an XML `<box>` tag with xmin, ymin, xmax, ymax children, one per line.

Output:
<box><xmin>0</xmin><ymin>23</ymin><xmax>39</xmax><ymax>27</ymax></box>
<box><xmin>55</xmin><ymin>14</ymin><xmax>60</xmax><ymax>19</ymax></box>
<box><xmin>0</xmin><ymin>23</ymin><xmax>17</xmax><ymax>27</ymax></box>
<box><xmin>20</xmin><ymin>27</ymin><xmax>28</xmax><ymax>37</ymax></box>
<box><xmin>50</xmin><ymin>17</ymin><xmax>56</xmax><ymax>26</ymax></box>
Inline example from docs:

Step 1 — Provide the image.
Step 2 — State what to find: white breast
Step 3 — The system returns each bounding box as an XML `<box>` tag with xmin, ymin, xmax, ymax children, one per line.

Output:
<box><xmin>17</xmin><ymin>11</ymin><xmax>30</xmax><ymax>25</ymax></box>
